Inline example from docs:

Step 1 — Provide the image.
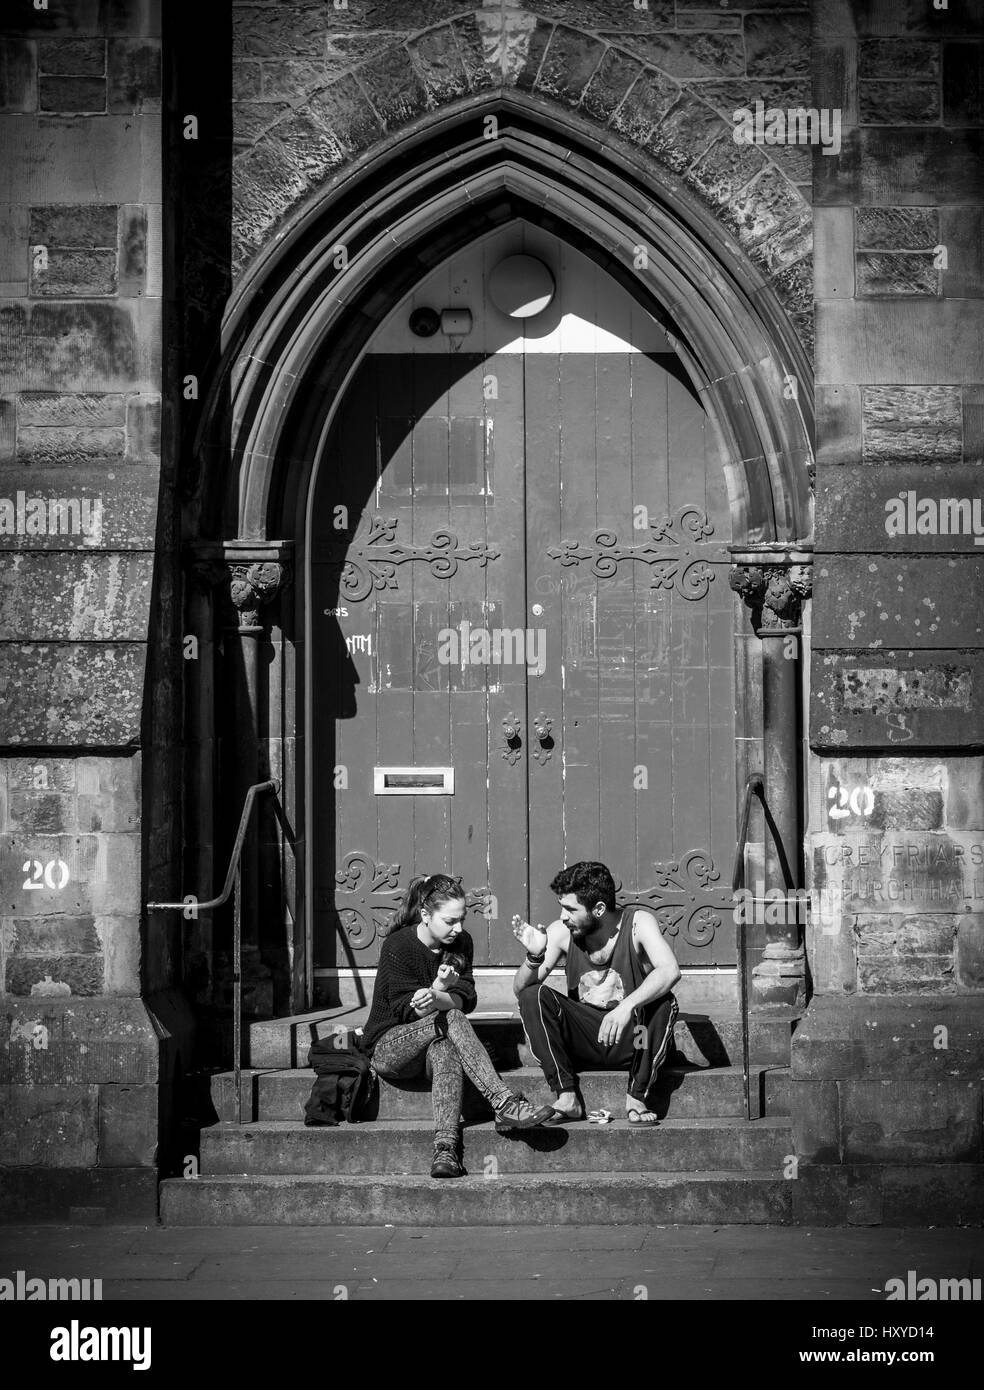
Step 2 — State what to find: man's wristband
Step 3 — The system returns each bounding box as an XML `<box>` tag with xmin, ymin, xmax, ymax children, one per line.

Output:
<box><xmin>525</xmin><ymin>951</ymin><xmax>546</xmax><ymax>967</ymax></box>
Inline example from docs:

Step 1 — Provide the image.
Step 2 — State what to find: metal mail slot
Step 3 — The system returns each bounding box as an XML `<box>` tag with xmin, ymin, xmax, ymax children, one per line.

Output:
<box><xmin>373</xmin><ymin>767</ymin><xmax>455</xmax><ymax>795</ymax></box>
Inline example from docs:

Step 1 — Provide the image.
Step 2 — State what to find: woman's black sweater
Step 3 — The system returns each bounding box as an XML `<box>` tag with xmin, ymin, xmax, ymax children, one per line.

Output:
<box><xmin>361</xmin><ymin>926</ymin><xmax>478</xmax><ymax>1053</ymax></box>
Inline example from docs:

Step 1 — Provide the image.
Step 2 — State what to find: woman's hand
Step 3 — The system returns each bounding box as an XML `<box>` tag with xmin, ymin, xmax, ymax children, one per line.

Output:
<box><xmin>411</xmin><ymin>987</ymin><xmax>437</xmax><ymax>1017</ymax></box>
<box><xmin>512</xmin><ymin>914</ymin><xmax>548</xmax><ymax>956</ymax></box>
<box><xmin>435</xmin><ymin>962</ymin><xmax>460</xmax><ymax>992</ymax></box>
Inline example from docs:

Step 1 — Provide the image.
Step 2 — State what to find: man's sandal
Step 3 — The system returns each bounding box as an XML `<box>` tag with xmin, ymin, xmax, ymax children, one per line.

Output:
<box><xmin>626</xmin><ymin>1108</ymin><xmax>660</xmax><ymax>1125</ymax></box>
<box><xmin>539</xmin><ymin>1104</ymin><xmax>585</xmax><ymax>1126</ymax></box>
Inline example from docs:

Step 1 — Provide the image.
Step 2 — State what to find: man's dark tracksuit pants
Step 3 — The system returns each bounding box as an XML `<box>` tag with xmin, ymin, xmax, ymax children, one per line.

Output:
<box><xmin>517</xmin><ymin>983</ymin><xmax>679</xmax><ymax>1100</ymax></box>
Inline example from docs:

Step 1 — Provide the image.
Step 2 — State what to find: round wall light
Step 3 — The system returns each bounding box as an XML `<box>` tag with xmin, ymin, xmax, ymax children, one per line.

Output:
<box><xmin>488</xmin><ymin>254</ymin><xmax>555</xmax><ymax>319</ymax></box>
<box><xmin>409</xmin><ymin>306</ymin><xmax>441</xmax><ymax>337</ymax></box>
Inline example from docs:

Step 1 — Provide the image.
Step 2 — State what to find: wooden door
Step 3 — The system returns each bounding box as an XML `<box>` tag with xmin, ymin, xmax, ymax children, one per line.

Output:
<box><xmin>524</xmin><ymin>351</ymin><xmax>737</xmax><ymax>966</ymax></box>
<box><xmin>311</xmin><ymin>287</ymin><xmax>738</xmax><ymax>986</ymax></box>
<box><xmin>311</xmin><ymin>352</ymin><xmax>528</xmax><ymax>976</ymax></box>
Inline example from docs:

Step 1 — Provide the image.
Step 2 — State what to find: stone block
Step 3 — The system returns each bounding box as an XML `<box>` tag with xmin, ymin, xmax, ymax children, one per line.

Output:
<box><xmin>580</xmin><ymin>47</ymin><xmax>643</xmax><ymax>123</ymax></box>
<box><xmin>859</xmin><ymin>81</ymin><xmax>940</xmax><ymax>125</ymax></box>
<box><xmin>118</xmin><ymin>206</ymin><xmax>147</xmax><ymax>294</ymax></box>
<box><xmin>16</xmin><ymin>423</ymin><xmax>126</xmax><ymax>466</ymax></box>
<box><xmin>610</xmin><ymin>67</ymin><xmax>680</xmax><ymax>147</ymax></box>
<box><xmin>642</xmin><ymin>92</ymin><xmax>726</xmax><ymax>176</ymax></box>
<box><xmin>790</xmin><ymin>1078</ymin><xmax>840</xmax><ymax>1162</ymax></box>
<box><xmin>814</xmin><ymin>208</ymin><xmax>855</xmax><ymax>299</ymax></box>
<box><xmin>816</xmin><ymin>300</ymin><xmax>983</xmax><ymax>385</ymax></box>
<box><xmin>17</xmin><ymin>392</ymin><xmax>126</xmax><ymax>426</ymax></box>
<box><xmin>941</xmin><ymin>206</ymin><xmax>984</xmax><ymax>300</ymax></box>
<box><xmin>5</xmin><ymin>791</ymin><xmax>75</xmax><ymax>835</ymax></box>
<box><xmin>814</xmin><ymin>827</ymin><xmax>984</xmax><ymax>918</ymax></box>
<box><xmin>0</xmin><ymin>299</ymin><xmax>162</xmax><ymax>394</ymax></box>
<box><xmin>358</xmin><ymin>46</ymin><xmax>428</xmax><ymax>129</ymax></box>
<box><xmin>0</xmin><ymin>1166</ymin><xmax>158</xmax><ymax>1222</ymax></box>
<box><xmin>817</xmin><ymin>464</ymin><xmax>984</xmax><ymax>550</ymax></box>
<box><xmin>107</xmin><ymin>38</ymin><xmax>161</xmax><ymax>112</ymax></box>
<box><xmin>597</xmin><ymin>30</ymin><xmax>744</xmax><ymax>79</ymax></box>
<box><xmin>0</xmin><ymin>1084</ymin><xmax>98</xmax><ymax>1166</ymax></box>
<box><xmin>39</xmin><ymin>75</ymin><xmax>107</xmax><ymax>112</ymax></box>
<box><xmin>0</xmin><ymin>400</ymin><xmax>14</xmax><ymax>461</ymax></box>
<box><xmin>816</xmin><ymin>128</ymin><xmax>983</xmax><ymax>207</ymax></box>
<box><xmin>533</xmin><ymin>26</ymin><xmax>605</xmax><ymax>106</ymax></box>
<box><xmin>100</xmin><ymin>0</ymin><xmax>162</xmax><ymax>37</ymax></box>
<box><xmin>0</xmin><ymin>467</ymin><xmax>158</xmax><ymax>551</ymax></box>
<box><xmin>861</xmin><ymin>385</ymin><xmax>962</xmax><ymax>463</ymax></box>
<box><xmin>39</xmin><ymin>39</ymin><xmax>106</xmax><ymax>75</ymax></box>
<box><xmin>6</xmin><ymin>954</ymin><xmax>104</xmax><ymax>997</ymax></box>
<box><xmin>3</xmin><ymin>116</ymin><xmax>160</xmax><ymax>205</ymax></box>
<box><xmin>855</xmin><ymin>206</ymin><xmax>939</xmax><ymax>250</ymax></box>
<box><xmin>0</xmin><ymin>643</ymin><xmax>146</xmax><ymax>747</ymax></box>
<box><xmin>0</xmin><ymin>997</ymin><xmax>161</xmax><ymax>1085</ymax></box>
<box><xmin>855</xmin><ymin>251</ymin><xmax>939</xmax><ymax>295</ymax></box>
<box><xmin>13</xmin><ymin>0</ymin><xmax>101</xmax><ymax>35</ymax></box>
<box><xmin>233</xmin><ymin>59</ymin><xmax>262</xmax><ymax>100</ymax></box>
<box><xmin>791</xmin><ymin>1165</ymin><xmax>885</xmax><ymax>1226</ymax></box>
<box><xmin>30</xmin><ymin>248</ymin><xmax>119</xmax><ymax>298</ymax></box>
<box><xmin>233</xmin><ymin>5</ymin><xmax>330</xmax><ymax>60</ymax></box>
<box><xmin>76</xmin><ymin>756</ymin><xmax>140</xmax><ymax>832</ymax></box>
<box><xmin>792</xmin><ymin>996</ymin><xmax>984</xmax><ymax>1080</ymax></box>
<box><xmin>100</xmin><ymin>913</ymin><xmax>141</xmax><ymax>994</ymax></box>
<box><xmin>858</xmin><ymin>40</ymin><xmax>941</xmax><ymax>81</ymax></box>
<box><xmin>956</xmin><ymin>913</ymin><xmax>984</xmax><ymax>987</ymax></box>
<box><xmin>29</xmin><ymin>205</ymin><xmax>118</xmax><ymax>249</ymax></box>
<box><xmin>0</xmin><ymin>39</ymin><xmax>38</xmax><ymax>113</ymax></box>
<box><xmin>448</xmin><ymin>15</ymin><xmax>494</xmax><ymax>93</ymax></box>
<box><xmin>812</xmin><ymin>555</ymin><xmax>983</xmax><ymax>647</ymax></box>
<box><xmin>257</xmin><ymin>59</ymin><xmax>323</xmax><ymax>102</ymax></box>
<box><xmin>97</xmin><ymin>1083</ymin><xmax>157</xmax><ymax>1166</ymax></box>
<box><xmin>840</xmin><ymin>1077</ymin><xmax>981</xmax><ymax>1162</ymax></box>
<box><xmin>856</xmin><ymin>913</ymin><xmax>958</xmax><ymax>993</ymax></box>
<box><xmin>744</xmin><ymin>13</ymin><xmax>810</xmax><ymax>78</ymax></box>
<box><xmin>815</xmin><ymin>385</ymin><xmax>861</xmax><ymax>466</ymax></box>
<box><xmin>0</xmin><ymin>552</ymin><xmax>153</xmax><ymax>642</ymax></box>
<box><xmin>944</xmin><ymin>42</ymin><xmax>983</xmax><ymax>125</ymax></box>
<box><xmin>533</xmin><ymin>0</ymin><xmax>673</xmax><ymax>24</ymax></box>
<box><xmin>125</xmin><ymin>393</ymin><xmax>160</xmax><ymax>463</ymax></box>
<box><xmin>811</xmin><ymin>650</ymin><xmax>984</xmax><ymax>751</ymax></box>
<box><xmin>7</xmin><ymin>916</ymin><xmax>101</xmax><ymax>955</ymax></box>
<box><xmin>880</xmin><ymin>1165</ymin><xmax>984</xmax><ymax>1226</ymax></box>
<box><xmin>3</xmin><ymin>758</ymin><xmax>77</xmax><ymax>792</ymax></box>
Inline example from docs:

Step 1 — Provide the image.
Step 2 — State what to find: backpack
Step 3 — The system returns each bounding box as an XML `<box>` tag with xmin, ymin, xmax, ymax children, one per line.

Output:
<box><xmin>303</xmin><ymin>1038</ymin><xmax>375</xmax><ymax>1126</ymax></box>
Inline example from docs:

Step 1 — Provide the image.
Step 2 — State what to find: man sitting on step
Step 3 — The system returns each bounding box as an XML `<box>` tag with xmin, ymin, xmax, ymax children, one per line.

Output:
<box><xmin>512</xmin><ymin>861</ymin><xmax>681</xmax><ymax>1125</ymax></box>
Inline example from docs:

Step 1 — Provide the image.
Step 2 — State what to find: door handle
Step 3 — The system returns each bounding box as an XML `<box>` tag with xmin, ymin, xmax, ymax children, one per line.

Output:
<box><xmin>532</xmin><ymin>712</ymin><xmax>554</xmax><ymax>764</ymax></box>
<box><xmin>501</xmin><ymin>712</ymin><xmax>522</xmax><ymax>765</ymax></box>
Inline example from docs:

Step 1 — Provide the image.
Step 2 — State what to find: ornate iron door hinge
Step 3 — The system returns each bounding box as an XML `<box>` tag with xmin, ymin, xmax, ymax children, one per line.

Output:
<box><xmin>547</xmin><ymin>505</ymin><xmax>725</xmax><ymax>601</ymax></box>
<box><xmin>322</xmin><ymin>514</ymin><xmax>500</xmax><ymax>602</ymax></box>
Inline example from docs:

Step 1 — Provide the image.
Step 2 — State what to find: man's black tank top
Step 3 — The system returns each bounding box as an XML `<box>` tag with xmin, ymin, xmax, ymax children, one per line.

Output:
<box><xmin>564</xmin><ymin>906</ymin><xmax>649</xmax><ymax>1009</ymax></box>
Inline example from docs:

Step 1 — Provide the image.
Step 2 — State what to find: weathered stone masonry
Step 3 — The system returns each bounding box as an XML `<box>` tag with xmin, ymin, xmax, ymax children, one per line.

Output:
<box><xmin>0</xmin><ymin>0</ymin><xmax>981</xmax><ymax>1221</ymax></box>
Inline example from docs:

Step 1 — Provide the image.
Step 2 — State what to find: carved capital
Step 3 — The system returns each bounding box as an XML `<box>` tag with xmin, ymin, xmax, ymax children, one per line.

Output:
<box><xmin>227</xmin><ymin>561</ymin><xmax>290</xmax><ymax>629</ymax></box>
<box><xmin>730</xmin><ymin>560</ymin><xmax>813</xmax><ymax>633</ymax></box>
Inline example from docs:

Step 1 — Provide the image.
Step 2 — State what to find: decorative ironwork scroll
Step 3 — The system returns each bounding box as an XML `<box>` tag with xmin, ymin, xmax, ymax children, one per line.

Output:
<box><xmin>329</xmin><ymin>854</ymin><xmax>495</xmax><ymax>950</ymax></box>
<box><xmin>331</xmin><ymin>853</ymin><xmax>404</xmax><ymax>950</ymax></box>
<box><xmin>619</xmin><ymin>850</ymin><xmax>732</xmax><ymax>948</ymax></box>
<box><xmin>325</xmin><ymin>514</ymin><xmax>500</xmax><ymax>602</ymax></box>
<box><xmin>547</xmin><ymin>505</ymin><xmax>722</xmax><ymax>601</ymax></box>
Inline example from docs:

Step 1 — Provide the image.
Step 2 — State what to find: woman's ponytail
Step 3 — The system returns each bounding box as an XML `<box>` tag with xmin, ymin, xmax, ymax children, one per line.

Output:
<box><xmin>383</xmin><ymin>872</ymin><xmax>465</xmax><ymax>936</ymax></box>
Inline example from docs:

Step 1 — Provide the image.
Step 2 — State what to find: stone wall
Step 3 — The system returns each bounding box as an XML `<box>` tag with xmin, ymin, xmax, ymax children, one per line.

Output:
<box><xmin>0</xmin><ymin>0</ymin><xmax>179</xmax><ymax>1221</ymax></box>
<box><xmin>798</xmin><ymin>0</ymin><xmax>984</xmax><ymax>1221</ymax></box>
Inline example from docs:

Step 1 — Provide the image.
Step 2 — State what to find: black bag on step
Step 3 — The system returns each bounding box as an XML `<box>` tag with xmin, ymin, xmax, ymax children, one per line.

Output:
<box><xmin>303</xmin><ymin>1039</ymin><xmax>375</xmax><ymax>1126</ymax></box>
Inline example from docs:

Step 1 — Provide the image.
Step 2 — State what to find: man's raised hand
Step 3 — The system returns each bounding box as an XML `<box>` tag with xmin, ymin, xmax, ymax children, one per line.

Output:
<box><xmin>512</xmin><ymin>914</ymin><xmax>548</xmax><ymax>956</ymax></box>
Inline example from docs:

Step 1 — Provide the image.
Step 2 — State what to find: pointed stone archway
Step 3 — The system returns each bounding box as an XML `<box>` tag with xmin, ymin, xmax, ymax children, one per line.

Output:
<box><xmin>185</xmin><ymin>94</ymin><xmax>814</xmax><ymax>1013</ymax></box>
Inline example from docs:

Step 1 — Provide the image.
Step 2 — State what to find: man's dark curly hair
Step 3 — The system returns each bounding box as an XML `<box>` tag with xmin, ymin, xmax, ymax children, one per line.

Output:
<box><xmin>549</xmin><ymin>861</ymin><xmax>617</xmax><ymax>913</ymax></box>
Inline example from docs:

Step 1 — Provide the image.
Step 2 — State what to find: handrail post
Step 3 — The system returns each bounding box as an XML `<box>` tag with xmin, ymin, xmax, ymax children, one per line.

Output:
<box><xmin>234</xmin><ymin>852</ymin><xmax>243</xmax><ymax>1126</ymax></box>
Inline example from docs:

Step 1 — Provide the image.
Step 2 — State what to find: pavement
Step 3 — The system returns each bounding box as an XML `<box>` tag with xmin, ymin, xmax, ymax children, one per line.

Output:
<box><xmin>0</xmin><ymin>1223</ymin><xmax>981</xmax><ymax>1301</ymax></box>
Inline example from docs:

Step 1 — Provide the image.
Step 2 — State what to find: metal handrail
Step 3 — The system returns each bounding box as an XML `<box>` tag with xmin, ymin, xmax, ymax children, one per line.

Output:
<box><xmin>732</xmin><ymin>773</ymin><xmax>764</xmax><ymax>1122</ymax></box>
<box><xmin>147</xmin><ymin>779</ymin><xmax>280</xmax><ymax>1124</ymax></box>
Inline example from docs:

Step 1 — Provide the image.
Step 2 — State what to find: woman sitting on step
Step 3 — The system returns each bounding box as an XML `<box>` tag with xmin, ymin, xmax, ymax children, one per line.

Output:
<box><xmin>362</xmin><ymin>873</ymin><xmax>552</xmax><ymax>1178</ymax></box>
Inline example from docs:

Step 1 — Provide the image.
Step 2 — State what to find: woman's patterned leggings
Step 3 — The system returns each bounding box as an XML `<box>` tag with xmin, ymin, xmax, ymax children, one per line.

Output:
<box><xmin>371</xmin><ymin>1009</ymin><xmax>513</xmax><ymax>1145</ymax></box>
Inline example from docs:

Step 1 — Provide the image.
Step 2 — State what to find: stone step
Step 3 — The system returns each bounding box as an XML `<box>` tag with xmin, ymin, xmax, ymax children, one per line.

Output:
<box><xmin>198</xmin><ymin>1116</ymin><xmax>792</xmax><ymax>1176</ymax></box>
<box><xmin>211</xmin><ymin>1064</ymin><xmax>790</xmax><ymax>1123</ymax></box>
<box><xmin>160</xmin><ymin>1170</ymin><xmax>791</xmax><ymax>1226</ymax></box>
<box><xmin>248</xmin><ymin>1006</ymin><xmax>799</xmax><ymax>1070</ymax></box>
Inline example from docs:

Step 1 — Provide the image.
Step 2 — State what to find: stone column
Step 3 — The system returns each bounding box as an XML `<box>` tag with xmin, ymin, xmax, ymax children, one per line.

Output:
<box><xmin>730</xmin><ymin>548</ymin><xmax>813</xmax><ymax>1010</ymax></box>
